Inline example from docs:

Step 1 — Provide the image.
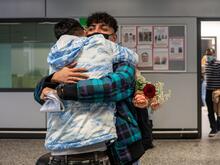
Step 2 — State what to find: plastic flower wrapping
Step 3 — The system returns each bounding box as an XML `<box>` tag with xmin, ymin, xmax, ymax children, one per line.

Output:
<box><xmin>134</xmin><ymin>70</ymin><xmax>171</xmax><ymax>111</ymax></box>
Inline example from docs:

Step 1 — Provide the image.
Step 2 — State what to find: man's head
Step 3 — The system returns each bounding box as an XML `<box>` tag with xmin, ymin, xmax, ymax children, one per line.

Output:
<box><xmin>86</xmin><ymin>12</ymin><xmax>118</xmax><ymax>42</ymax></box>
<box><xmin>205</xmin><ymin>48</ymin><xmax>215</xmax><ymax>56</ymax></box>
<box><xmin>205</xmin><ymin>48</ymin><xmax>216</xmax><ymax>62</ymax></box>
<box><xmin>54</xmin><ymin>18</ymin><xmax>85</xmax><ymax>40</ymax></box>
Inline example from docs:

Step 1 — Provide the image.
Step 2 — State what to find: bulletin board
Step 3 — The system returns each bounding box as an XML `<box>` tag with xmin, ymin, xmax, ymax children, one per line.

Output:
<box><xmin>119</xmin><ymin>25</ymin><xmax>186</xmax><ymax>72</ymax></box>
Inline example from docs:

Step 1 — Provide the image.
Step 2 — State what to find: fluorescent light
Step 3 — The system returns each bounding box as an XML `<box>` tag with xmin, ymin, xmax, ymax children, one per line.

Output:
<box><xmin>38</xmin><ymin>22</ymin><xmax>57</xmax><ymax>25</ymax></box>
<box><xmin>0</xmin><ymin>23</ymin><xmax>21</xmax><ymax>25</ymax></box>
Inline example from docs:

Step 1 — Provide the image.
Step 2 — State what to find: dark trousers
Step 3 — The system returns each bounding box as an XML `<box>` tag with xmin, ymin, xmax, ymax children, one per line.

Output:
<box><xmin>36</xmin><ymin>152</ymin><xmax>110</xmax><ymax>165</ymax></box>
<box><xmin>36</xmin><ymin>153</ymin><xmax>51</xmax><ymax>165</ymax></box>
<box><xmin>136</xmin><ymin>108</ymin><xmax>153</xmax><ymax>150</ymax></box>
<box><xmin>206</xmin><ymin>89</ymin><xmax>217</xmax><ymax>130</ymax></box>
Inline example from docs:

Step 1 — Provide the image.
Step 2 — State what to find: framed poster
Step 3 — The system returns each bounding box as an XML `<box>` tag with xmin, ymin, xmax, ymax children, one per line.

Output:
<box><xmin>153</xmin><ymin>48</ymin><xmax>169</xmax><ymax>70</ymax></box>
<box><xmin>169</xmin><ymin>38</ymin><xmax>184</xmax><ymax>60</ymax></box>
<box><xmin>153</xmin><ymin>26</ymin><xmax>168</xmax><ymax>48</ymax></box>
<box><xmin>137</xmin><ymin>45</ymin><xmax>153</xmax><ymax>67</ymax></box>
<box><xmin>121</xmin><ymin>26</ymin><xmax>136</xmax><ymax>48</ymax></box>
<box><xmin>137</xmin><ymin>26</ymin><xmax>153</xmax><ymax>45</ymax></box>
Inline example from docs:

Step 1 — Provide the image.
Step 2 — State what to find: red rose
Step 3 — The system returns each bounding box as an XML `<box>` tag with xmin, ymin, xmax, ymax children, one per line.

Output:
<box><xmin>143</xmin><ymin>83</ymin><xmax>156</xmax><ymax>98</ymax></box>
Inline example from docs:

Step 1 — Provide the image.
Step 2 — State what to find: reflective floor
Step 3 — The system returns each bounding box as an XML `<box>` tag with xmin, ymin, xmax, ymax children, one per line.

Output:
<box><xmin>141</xmin><ymin>107</ymin><xmax>220</xmax><ymax>165</ymax></box>
<box><xmin>0</xmin><ymin>108</ymin><xmax>219</xmax><ymax>165</ymax></box>
<box><xmin>142</xmin><ymin>138</ymin><xmax>220</xmax><ymax>165</ymax></box>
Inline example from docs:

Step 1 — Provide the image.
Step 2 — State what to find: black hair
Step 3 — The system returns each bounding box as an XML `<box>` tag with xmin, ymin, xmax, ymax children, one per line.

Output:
<box><xmin>87</xmin><ymin>12</ymin><xmax>118</xmax><ymax>33</ymax></box>
<box><xmin>54</xmin><ymin>18</ymin><xmax>84</xmax><ymax>39</ymax></box>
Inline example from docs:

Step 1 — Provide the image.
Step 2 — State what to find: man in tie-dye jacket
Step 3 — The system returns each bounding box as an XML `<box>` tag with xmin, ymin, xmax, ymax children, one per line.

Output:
<box><xmin>44</xmin><ymin>18</ymin><xmax>138</xmax><ymax>153</ymax></box>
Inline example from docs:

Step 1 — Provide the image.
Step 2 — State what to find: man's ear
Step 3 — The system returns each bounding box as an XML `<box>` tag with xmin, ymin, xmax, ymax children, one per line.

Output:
<box><xmin>84</xmin><ymin>28</ymin><xmax>89</xmax><ymax>36</ymax></box>
<box><xmin>110</xmin><ymin>33</ymin><xmax>117</xmax><ymax>42</ymax></box>
<box><xmin>80</xmin><ymin>29</ymin><xmax>86</xmax><ymax>37</ymax></box>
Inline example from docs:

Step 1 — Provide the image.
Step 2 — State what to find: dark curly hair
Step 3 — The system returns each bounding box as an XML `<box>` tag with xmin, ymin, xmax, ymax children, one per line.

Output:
<box><xmin>54</xmin><ymin>18</ymin><xmax>84</xmax><ymax>39</ymax></box>
<box><xmin>87</xmin><ymin>12</ymin><xmax>118</xmax><ymax>33</ymax></box>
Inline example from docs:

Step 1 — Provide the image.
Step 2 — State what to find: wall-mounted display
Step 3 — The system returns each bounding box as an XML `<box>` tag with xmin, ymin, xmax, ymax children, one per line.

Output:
<box><xmin>137</xmin><ymin>45</ymin><xmax>153</xmax><ymax>67</ymax></box>
<box><xmin>169</xmin><ymin>38</ymin><xmax>184</xmax><ymax>60</ymax></box>
<box><xmin>120</xmin><ymin>25</ymin><xmax>186</xmax><ymax>72</ymax></box>
<box><xmin>153</xmin><ymin>48</ymin><xmax>169</xmax><ymax>70</ymax></box>
<box><xmin>153</xmin><ymin>26</ymin><xmax>168</xmax><ymax>48</ymax></box>
<box><xmin>137</xmin><ymin>26</ymin><xmax>153</xmax><ymax>45</ymax></box>
<box><xmin>121</xmin><ymin>26</ymin><xmax>136</xmax><ymax>48</ymax></box>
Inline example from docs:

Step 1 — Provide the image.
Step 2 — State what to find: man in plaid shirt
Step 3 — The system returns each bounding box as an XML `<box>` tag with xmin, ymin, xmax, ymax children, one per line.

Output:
<box><xmin>35</xmin><ymin>12</ymin><xmax>146</xmax><ymax>165</ymax></box>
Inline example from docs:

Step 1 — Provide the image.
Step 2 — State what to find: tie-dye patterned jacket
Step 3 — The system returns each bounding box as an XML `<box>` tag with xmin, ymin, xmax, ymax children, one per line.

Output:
<box><xmin>45</xmin><ymin>34</ymin><xmax>138</xmax><ymax>152</ymax></box>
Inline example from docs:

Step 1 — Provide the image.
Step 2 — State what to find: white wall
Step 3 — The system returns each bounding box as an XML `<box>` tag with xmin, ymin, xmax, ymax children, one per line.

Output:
<box><xmin>46</xmin><ymin>0</ymin><xmax>220</xmax><ymax>17</ymax></box>
<box><xmin>201</xmin><ymin>21</ymin><xmax>220</xmax><ymax>59</ymax></box>
<box><xmin>0</xmin><ymin>92</ymin><xmax>45</xmax><ymax>128</ymax></box>
<box><xmin>0</xmin><ymin>0</ymin><xmax>199</xmax><ymax>136</ymax></box>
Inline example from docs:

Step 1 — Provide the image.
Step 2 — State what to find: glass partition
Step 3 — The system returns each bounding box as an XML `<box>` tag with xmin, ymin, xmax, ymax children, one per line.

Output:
<box><xmin>0</xmin><ymin>21</ymin><xmax>57</xmax><ymax>89</ymax></box>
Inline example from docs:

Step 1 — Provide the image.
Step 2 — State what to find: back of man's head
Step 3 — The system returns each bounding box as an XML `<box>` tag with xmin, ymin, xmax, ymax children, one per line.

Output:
<box><xmin>87</xmin><ymin>12</ymin><xmax>118</xmax><ymax>33</ymax></box>
<box><xmin>54</xmin><ymin>18</ymin><xmax>84</xmax><ymax>39</ymax></box>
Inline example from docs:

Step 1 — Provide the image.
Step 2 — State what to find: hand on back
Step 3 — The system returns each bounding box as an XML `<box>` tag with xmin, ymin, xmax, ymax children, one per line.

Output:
<box><xmin>51</xmin><ymin>62</ymin><xmax>89</xmax><ymax>84</ymax></box>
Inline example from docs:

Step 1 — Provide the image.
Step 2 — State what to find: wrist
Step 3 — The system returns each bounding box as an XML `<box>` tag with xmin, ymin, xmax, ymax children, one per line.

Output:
<box><xmin>42</xmin><ymin>74</ymin><xmax>59</xmax><ymax>89</ymax></box>
<box><xmin>51</xmin><ymin>72</ymin><xmax>61</xmax><ymax>83</ymax></box>
<box><xmin>56</xmin><ymin>83</ymin><xmax>78</xmax><ymax>100</ymax></box>
<box><xmin>56</xmin><ymin>84</ymin><xmax>64</xmax><ymax>99</ymax></box>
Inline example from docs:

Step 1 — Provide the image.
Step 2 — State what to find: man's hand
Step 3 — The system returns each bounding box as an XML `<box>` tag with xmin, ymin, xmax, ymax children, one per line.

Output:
<box><xmin>51</xmin><ymin>62</ymin><xmax>89</xmax><ymax>84</ymax></box>
<box><xmin>40</xmin><ymin>87</ymin><xmax>56</xmax><ymax>100</ymax></box>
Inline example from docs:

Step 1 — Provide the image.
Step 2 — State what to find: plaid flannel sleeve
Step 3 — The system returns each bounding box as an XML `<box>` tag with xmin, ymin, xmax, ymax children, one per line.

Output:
<box><xmin>33</xmin><ymin>73</ymin><xmax>59</xmax><ymax>105</ymax></box>
<box><xmin>58</xmin><ymin>62</ymin><xmax>136</xmax><ymax>102</ymax></box>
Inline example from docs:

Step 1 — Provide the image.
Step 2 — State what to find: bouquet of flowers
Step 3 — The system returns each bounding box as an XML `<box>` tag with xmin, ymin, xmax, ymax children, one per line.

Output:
<box><xmin>133</xmin><ymin>70</ymin><xmax>171</xmax><ymax>111</ymax></box>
